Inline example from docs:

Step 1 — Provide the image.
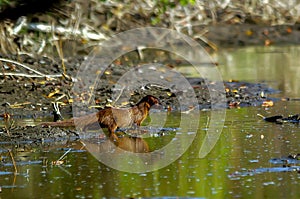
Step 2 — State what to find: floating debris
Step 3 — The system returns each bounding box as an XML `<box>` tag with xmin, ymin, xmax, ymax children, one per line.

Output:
<box><xmin>262</xmin><ymin>100</ymin><xmax>274</xmax><ymax>107</ymax></box>
<box><xmin>229</xmin><ymin>166</ymin><xmax>300</xmax><ymax>179</ymax></box>
<box><xmin>229</xmin><ymin>155</ymin><xmax>300</xmax><ymax>178</ymax></box>
<box><xmin>258</xmin><ymin>114</ymin><xmax>300</xmax><ymax>124</ymax></box>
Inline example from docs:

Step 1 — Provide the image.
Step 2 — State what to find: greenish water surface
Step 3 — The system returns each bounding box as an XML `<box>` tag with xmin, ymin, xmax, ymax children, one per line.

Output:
<box><xmin>1</xmin><ymin>45</ymin><xmax>300</xmax><ymax>199</ymax></box>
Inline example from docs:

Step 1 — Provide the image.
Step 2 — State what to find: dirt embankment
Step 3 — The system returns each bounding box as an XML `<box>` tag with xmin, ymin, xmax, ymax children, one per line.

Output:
<box><xmin>0</xmin><ymin>53</ymin><xmax>278</xmax><ymax>144</ymax></box>
<box><xmin>0</xmin><ymin>0</ymin><xmax>290</xmax><ymax>144</ymax></box>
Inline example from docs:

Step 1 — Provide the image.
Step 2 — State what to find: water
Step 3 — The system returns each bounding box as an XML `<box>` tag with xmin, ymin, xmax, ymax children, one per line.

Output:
<box><xmin>1</xmin><ymin>45</ymin><xmax>300</xmax><ymax>198</ymax></box>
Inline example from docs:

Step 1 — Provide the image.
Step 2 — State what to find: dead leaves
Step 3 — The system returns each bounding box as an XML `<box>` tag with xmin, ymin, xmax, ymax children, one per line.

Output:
<box><xmin>225</xmin><ymin>81</ymin><xmax>276</xmax><ymax>109</ymax></box>
<box><xmin>262</xmin><ymin>100</ymin><xmax>274</xmax><ymax>107</ymax></box>
<box><xmin>51</xmin><ymin>160</ymin><xmax>64</xmax><ymax>166</ymax></box>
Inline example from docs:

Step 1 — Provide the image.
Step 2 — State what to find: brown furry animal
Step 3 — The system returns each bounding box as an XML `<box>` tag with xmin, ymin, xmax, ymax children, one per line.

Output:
<box><xmin>42</xmin><ymin>95</ymin><xmax>160</xmax><ymax>140</ymax></box>
<box><xmin>96</xmin><ymin>95</ymin><xmax>159</xmax><ymax>134</ymax></box>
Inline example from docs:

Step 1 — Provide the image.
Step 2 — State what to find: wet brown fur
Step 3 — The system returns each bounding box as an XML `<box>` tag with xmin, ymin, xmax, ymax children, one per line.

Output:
<box><xmin>42</xmin><ymin>95</ymin><xmax>159</xmax><ymax>139</ymax></box>
<box><xmin>96</xmin><ymin>95</ymin><xmax>159</xmax><ymax>135</ymax></box>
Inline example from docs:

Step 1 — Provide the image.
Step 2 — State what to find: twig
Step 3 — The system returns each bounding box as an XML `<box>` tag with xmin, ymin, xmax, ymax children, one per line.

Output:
<box><xmin>205</xmin><ymin>116</ymin><xmax>210</xmax><ymax>131</ymax></box>
<box><xmin>54</xmin><ymin>38</ymin><xmax>66</xmax><ymax>76</ymax></box>
<box><xmin>27</xmin><ymin>23</ymin><xmax>108</xmax><ymax>40</ymax></box>
<box><xmin>181</xmin><ymin>106</ymin><xmax>197</xmax><ymax>114</ymax></box>
<box><xmin>55</xmin><ymin>93</ymin><xmax>67</xmax><ymax>101</ymax></box>
<box><xmin>53</xmin><ymin>141</ymin><xmax>86</xmax><ymax>166</ymax></box>
<box><xmin>8</xmin><ymin>150</ymin><xmax>18</xmax><ymax>174</ymax></box>
<box><xmin>136</xmin><ymin>46</ymin><xmax>146</xmax><ymax>60</ymax></box>
<box><xmin>88</xmin><ymin>105</ymin><xmax>105</xmax><ymax>109</ymax></box>
<box><xmin>57</xmin><ymin>148</ymin><xmax>72</xmax><ymax>162</ymax></box>
<box><xmin>4</xmin><ymin>119</ymin><xmax>14</xmax><ymax>137</ymax></box>
<box><xmin>0</xmin><ymin>58</ymin><xmax>45</xmax><ymax>76</ymax></box>
<box><xmin>112</xmin><ymin>86</ymin><xmax>125</xmax><ymax>106</ymax></box>
<box><xmin>0</xmin><ymin>72</ymin><xmax>62</xmax><ymax>78</ymax></box>
<box><xmin>52</xmin><ymin>102</ymin><xmax>63</xmax><ymax>122</ymax></box>
<box><xmin>257</xmin><ymin>114</ymin><xmax>266</xmax><ymax>119</ymax></box>
<box><xmin>56</xmin><ymin>164</ymin><xmax>72</xmax><ymax>176</ymax></box>
<box><xmin>0</xmin><ymin>58</ymin><xmax>62</xmax><ymax>78</ymax></box>
<box><xmin>79</xmin><ymin>140</ymin><xmax>86</xmax><ymax>150</ymax></box>
<box><xmin>9</xmin><ymin>102</ymin><xmax>31</xmax><ymax>108</ymax></box>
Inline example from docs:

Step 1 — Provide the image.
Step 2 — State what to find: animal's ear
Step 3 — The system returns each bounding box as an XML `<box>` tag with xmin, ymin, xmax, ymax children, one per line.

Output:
<box><xmin>152</xmin><ymin>97</ymin><xmax>159</xmax><ymax>105</ymax></box>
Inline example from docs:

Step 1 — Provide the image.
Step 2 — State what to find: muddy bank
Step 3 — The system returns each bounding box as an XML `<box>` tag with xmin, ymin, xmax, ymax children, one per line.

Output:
<box><xmin>199</xmin><ymin>24</ymin><xmax>300</xmax><ymax>47</ymax></box>
<box><xmin>0</xmin><ymin>55</ymin><xmax>279</xmax><ymax>144</ymax></box>
<box><xmin>0</xmin><ymin>126</ymin><xmax>78</xmax><ymax>144</ymax></box>
<box><xmin>0</xmin><ymin>56</ymin><xmax>278</xmax><ymax>116</ymax></box>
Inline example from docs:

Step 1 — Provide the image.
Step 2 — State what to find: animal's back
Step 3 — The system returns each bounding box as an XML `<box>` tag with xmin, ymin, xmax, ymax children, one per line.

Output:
<box><xmin>97</xmin><ymin>107</ymin><xmax>134</xmax><ymax>128</ymax></box>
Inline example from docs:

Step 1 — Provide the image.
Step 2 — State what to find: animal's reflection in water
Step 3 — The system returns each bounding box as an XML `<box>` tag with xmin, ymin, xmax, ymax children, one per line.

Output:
<box><xmin>89</xmin><ymin>134</ymin><xmax>149</xmax><ymax>154</ymax></box>
<box><xmin>47</xmin><ymin>135</ymin><xmax>149</xmax><ymax>154</ymax></box>
<box><xmin>115</xmin><ymin>136</ymin><xmax>149</xmax><ymax>153</ymax></box>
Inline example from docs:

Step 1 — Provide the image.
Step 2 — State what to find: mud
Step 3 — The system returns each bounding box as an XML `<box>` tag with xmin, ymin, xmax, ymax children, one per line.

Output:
<box><xmin>0</xmin><ymin>126</ymin><xmax>78</xmax><ymax>144</ymax></box>
<box><xmin>0</xmin><ymin>55</ymin><xmax>278</xmax><ymax>144</ymax></box>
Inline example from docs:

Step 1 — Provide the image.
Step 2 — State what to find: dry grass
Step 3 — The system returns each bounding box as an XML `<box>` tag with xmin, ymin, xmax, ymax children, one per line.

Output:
<box><xmin>0</xmin><ymin>0</ymin><xmax>299</xmax><ymax>56</ymax></box>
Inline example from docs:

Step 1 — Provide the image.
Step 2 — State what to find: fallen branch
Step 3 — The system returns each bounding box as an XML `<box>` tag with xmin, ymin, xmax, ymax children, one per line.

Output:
<box><xmin>0</xmin><ymin>58</ymin><xmax>46</xmax><ymax>76</ymax></box>
<box><xmin>0</xmin><ymin>72</ymin><xmax>62</xmax><ymax>78</ymax></box>
<box><xmin>0</xmin><ymin>58</ymin><xmax>63</xmax><ymax>78</ymax></box>
<box><xmin>27</xmin><ymin>23</ymin><xmax>108</xmax><ymax>41</ymax></box>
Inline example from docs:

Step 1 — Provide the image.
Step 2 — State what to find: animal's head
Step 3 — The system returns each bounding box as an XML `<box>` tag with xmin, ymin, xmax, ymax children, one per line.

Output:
<box><xmin>142</xmin><ymin>95</ymin><xmax>160</xmax><ymax>106</ymax></box>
